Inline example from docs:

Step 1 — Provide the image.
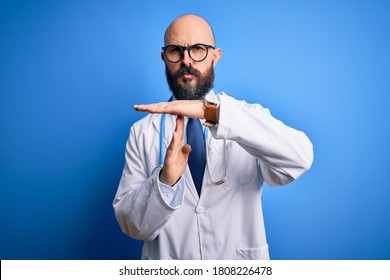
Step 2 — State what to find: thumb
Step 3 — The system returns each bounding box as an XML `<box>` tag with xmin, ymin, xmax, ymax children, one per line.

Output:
<box><xmin>182</xmin><ymin>144</ymin><xmax>192</xmax><ymax>156</ymax></box>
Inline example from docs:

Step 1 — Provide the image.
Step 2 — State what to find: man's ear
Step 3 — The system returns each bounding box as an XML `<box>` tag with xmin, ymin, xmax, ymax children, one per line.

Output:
<box><xmin>161</xmin><ymin>51</ymin><xmax>166</xmax><ymax>62</ymax></box>
<box><xmin>212</xmin><ymin>48</ymin><xmax>222</xmax><ymax>67</ymax></box>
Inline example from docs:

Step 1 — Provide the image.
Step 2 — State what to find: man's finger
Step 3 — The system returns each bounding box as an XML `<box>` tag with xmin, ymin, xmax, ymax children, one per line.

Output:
<box><xmin>134</xmin><ymin>103</ymin><xmax>171</xmax><ymax>113</ymax></box>
<box><xmin>133</xmin><ymin>104</ymin><xmax>148</xmax><ymax>111</ymax></box>
<box><xmin>175</xmin><ymin>115</ymin><xmax>184</xmax><ymax>136</ymax></box>
<box><xmin>167</xmin><ymin>115</ymin><xmax>184</xmax><ymax>152</ymax></box>
<box><xmin>133</xmin><ymin>100</ymin><xmax>205</xmax><ymax>119</ymax></box>
<box><xmin>182</xmin><ymin>144</ymin><xmax>191</xmax><ymax>155</ymax></box>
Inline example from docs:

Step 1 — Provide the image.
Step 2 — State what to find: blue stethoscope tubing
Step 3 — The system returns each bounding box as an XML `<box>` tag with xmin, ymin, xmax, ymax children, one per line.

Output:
<box><xmin>159</xmin><ymin>113</ymin><xmax>167</xmax><ymax>166</ymax></box>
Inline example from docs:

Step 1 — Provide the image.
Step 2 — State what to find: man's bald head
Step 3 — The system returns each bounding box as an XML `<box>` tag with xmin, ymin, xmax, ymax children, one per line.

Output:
<box><xmin>162</xmin><ymin>14</ymin><xmax>222</xmax><ymax>100</ymax></box>
<box><xmin>164</xmin><ymin>14</ymin><xmax>216</xmax><ymax>46</ymax></box>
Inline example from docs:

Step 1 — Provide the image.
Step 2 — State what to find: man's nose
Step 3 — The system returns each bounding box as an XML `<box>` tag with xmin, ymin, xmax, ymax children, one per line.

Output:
<box><xmin>181</xmin><ymin>49</ymin><xmax>192</xmax><ymax>66</ymax></box>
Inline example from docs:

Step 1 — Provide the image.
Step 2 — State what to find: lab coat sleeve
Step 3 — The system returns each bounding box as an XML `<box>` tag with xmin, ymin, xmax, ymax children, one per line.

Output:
<box><xmin>209</xmin><ymin>93</ymin><xmax>314</xmax><ymax>186</ymax></box>
<box><xmin>113</xmin><ymin>124</ymin><xmax>184</xmax><ymax>242</ymax></box>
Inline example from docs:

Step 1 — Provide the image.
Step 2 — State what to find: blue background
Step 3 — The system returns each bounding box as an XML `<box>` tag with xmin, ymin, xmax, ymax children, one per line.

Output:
<box><xmin>1</xmin><ymin>0</ymin><xmax>389</xmax><ymax>259</ymax></box>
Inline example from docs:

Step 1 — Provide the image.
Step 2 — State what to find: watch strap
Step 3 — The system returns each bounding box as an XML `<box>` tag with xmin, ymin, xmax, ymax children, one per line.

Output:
<box><xmin>204</xmin><ymin>102</ymin><xmax>219</xmax><ymax>127</ymax></box>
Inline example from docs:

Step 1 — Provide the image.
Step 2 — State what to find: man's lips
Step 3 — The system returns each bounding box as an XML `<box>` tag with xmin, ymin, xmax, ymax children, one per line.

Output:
<box><xmin>182</xmin><ymin>73</ymin><xmax>193</xmax><ymax>79</ymax></box>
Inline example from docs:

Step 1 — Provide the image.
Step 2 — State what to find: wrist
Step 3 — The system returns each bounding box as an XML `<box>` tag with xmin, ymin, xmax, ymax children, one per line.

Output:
<box><xmin>159</xmin><ymin>168</ymin><xmax>180</xmax><ymax>187</ymax></box>
<box><xmin>204</xmin><ymin>93</ymin><xmax>220</xmax><ymax>127</ymax></box>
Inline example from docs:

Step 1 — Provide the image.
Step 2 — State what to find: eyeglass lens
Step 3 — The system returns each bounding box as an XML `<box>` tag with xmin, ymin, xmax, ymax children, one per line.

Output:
<box><xmin>165</xmin><ymin>44</ymin><xmax>209</xmax><ymax>63</ymax></box>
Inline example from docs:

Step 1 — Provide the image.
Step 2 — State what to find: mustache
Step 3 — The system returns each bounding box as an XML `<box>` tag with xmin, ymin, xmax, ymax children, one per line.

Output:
<box><xmin>173</xmin><ymin>66</ymin><xmax>201</xmax><ymax>79</ymax></box>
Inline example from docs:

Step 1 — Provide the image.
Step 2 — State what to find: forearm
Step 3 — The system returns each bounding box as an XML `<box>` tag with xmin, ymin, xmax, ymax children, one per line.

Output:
<box><xmin>113</xmin><ymin>170</ymin><xmax>173</xmax><ymax>241</ymax></box>
<box><xmin>113</xmin><ymin>128</ymin><xmax>184</xmax><ymax>241</ymax></box>
<box><xmin>210</xmin><ymin>93</ymin><xmax>314</xmax><ymax>185</ymax></box>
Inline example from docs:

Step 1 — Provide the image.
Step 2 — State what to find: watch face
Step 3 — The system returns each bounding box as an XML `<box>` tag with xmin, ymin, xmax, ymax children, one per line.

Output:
<box><xmin>205</xmin><ymin>94</ymin><xmax>220</xmax><ymax>104</ymax></box>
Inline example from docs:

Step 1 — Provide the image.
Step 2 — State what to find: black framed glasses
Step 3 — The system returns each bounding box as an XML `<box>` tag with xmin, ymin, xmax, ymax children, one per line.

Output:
<box><xmin>162</xmin><ymin>43</ymin><xmax>215</xmax><ymax>63</ymax></box>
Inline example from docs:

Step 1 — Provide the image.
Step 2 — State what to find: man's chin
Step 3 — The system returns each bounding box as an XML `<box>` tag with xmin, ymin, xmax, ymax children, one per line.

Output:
<box><xmin>178</xmin><ymin>78</ymin><xmax>196</xmax><ymax>88</ymax></box>
<box><xmin>179</xmin><ymin>75</ymin><xmax>195</xmax><ymax>82</ymax></box>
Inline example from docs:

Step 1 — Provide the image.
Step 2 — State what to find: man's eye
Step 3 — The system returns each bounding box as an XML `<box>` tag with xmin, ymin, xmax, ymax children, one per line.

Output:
<box><xmin>169</xmin><ymin>47</ymin><xmax>181</xmax><ymax>53</ymax></box>
<box><xmin>193</xmin><ymin>45</ymin><xmax>204</xmax><ymax>51</ymax></box>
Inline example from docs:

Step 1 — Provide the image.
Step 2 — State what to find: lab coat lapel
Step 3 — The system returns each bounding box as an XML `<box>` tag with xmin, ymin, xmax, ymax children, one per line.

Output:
<box><xmin>151</xmin><ymin>114</ymin><xmax>172</xmax><ymax>150</ymax></box>
<box><xmin>183</xmin><ymin>165</ymin><xmax>200</xmax><ymax>201</ymax></box>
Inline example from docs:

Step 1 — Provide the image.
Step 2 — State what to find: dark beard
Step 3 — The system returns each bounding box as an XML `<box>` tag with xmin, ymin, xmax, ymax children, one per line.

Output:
<box><xmin>165</xmin><ymin>63</ymin><xmax>214</xmax><ymax>100</ymax></box>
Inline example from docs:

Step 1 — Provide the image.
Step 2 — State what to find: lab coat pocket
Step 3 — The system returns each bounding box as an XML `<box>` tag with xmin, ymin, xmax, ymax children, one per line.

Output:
<box><xmin>208</xmin><ymin>138</ymin><xmax>226</xmax><ymax>155</ymax></box>
<box><xmin>206</xmin><ymin>139</ymin><xmax>229</xmax><ymax>187</ymax></box>
<box><xmin>226</xmin><ymin>142</ymin><xmax>254</xmax><ymax>185</ymax></box>
<box><xmin>236</xmin><ymin>245</ymin><xmax>269</xmax><ymax>260</ymax></box>
<box><xmin>239</xmin><ymin>165</ymin><xmax>254</xmax><ymax>185</ymax></box>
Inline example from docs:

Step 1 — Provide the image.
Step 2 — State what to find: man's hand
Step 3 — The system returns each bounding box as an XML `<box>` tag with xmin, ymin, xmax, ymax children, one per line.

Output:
<box><xmin>159</xmin><ymin>115</ymin><xmax>192</xmax><ymax>186</ymax></box>
<box><xmin>134</xmin><ymin>100</ymin><xmax>205</xmax><ymax>119</ymax></box>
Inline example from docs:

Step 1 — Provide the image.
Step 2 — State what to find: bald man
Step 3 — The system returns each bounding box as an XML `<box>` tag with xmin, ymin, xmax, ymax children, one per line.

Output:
<box><xmin>113</xmin><ymin>14</ymin><xmax>313</xmax><ymax>260</ymax></box>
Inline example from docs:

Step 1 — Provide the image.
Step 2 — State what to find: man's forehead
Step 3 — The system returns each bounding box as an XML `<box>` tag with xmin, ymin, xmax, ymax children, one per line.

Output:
<box><xmin>165</xmin><ymin>29</ymin><xmax>212</xmax><ymax>46</ymax></box>
<box><xmin>164</xmin><ymin>15</ymin><xmax>215</xmax><ymax>45</ymax></box>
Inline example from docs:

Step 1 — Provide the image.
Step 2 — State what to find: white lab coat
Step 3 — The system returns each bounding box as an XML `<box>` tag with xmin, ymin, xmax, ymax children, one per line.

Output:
<box><xmin>113</xmin><ymin>93</ymin><xmax>313</xmax><ymax>260</ymax></box>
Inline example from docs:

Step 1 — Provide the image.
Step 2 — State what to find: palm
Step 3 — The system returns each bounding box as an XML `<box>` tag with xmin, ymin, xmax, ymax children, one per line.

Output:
<box><xmin>159</xmin><ymin>116</ymin><xmax>192</xmax><ymax>186</ymax></box>
<box><xmin>134</xmin><ymin>100</ymin><xmax>205</xmax><ymax>119</ymax></box>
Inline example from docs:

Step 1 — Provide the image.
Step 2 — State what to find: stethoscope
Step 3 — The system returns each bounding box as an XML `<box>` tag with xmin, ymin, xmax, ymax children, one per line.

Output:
<box><xmin>159</xmin><ymin>113</ymin><xmax>228</xmax><ymax>185</ymax></box>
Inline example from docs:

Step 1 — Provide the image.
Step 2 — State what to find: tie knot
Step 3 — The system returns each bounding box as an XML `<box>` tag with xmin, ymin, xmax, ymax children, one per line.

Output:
<box><xmin>187</xmin><ymin>117</ymin><xmax>202</xmax><ymax>129</ymax></box>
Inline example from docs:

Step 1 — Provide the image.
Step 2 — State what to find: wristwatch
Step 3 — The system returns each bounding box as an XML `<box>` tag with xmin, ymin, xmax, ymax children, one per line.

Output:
<box><xmin>204</xmin><ymin>94</ymin><xmax>220</xmax><ymax>127</ymax></box>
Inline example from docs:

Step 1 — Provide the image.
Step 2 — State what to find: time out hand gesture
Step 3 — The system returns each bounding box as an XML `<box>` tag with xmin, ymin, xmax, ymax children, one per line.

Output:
<box><xmin>134</xmin><ymin>100</ymin><xmax>205</xmax><ymax>186</ymax></box>
<box><xmin>159</xmin><ymin>115</ymin><xmax>191</xmax><ymax>186</ymax></box>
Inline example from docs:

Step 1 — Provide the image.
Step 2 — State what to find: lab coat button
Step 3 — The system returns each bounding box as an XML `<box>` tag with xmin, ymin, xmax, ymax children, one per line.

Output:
<box><xmin>196</xmin><ymin>206</ymin><xmax>205</xmax><ymax>214</ymax></box>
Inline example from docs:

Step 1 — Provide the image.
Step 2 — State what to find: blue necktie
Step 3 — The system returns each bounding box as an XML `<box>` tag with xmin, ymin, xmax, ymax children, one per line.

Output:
<box><xmin>186</xmin><ymin>118</ymin><xmax>206</xmax><ymax>196</ymax></box>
